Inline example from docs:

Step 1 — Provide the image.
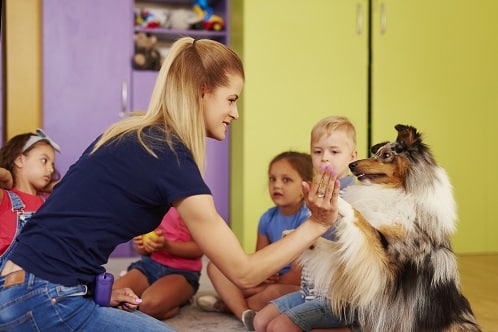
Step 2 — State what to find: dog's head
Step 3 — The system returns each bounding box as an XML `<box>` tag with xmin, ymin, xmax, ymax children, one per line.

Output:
<box><xmin>348</xmin><ymin>124</ymin><xmax>436</xmax><ymax>188</ymax></box>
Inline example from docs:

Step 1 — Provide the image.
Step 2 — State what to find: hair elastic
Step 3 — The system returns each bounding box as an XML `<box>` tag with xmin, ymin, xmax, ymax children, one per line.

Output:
<box><xmin>21</xmin><ymin>128</ymin><xmax>61</xmax><ymax>153</ymax></box>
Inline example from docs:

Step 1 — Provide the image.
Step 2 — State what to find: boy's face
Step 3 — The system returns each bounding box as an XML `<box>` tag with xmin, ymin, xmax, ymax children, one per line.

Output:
<box><xmin>311</xmin><ymin>131</ymin><xmax>357</xmax><ymax>179</ymax></box>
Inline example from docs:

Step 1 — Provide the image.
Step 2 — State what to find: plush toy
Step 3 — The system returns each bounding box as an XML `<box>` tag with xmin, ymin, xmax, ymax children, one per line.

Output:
<box><xmin>132</xmin><ymin>32</ymin><xmax>163</xmax><ymax>71</ymax></box>
<box><xmin>169</xmin><ymin>8</ymin><xmax>201</xmax><ymax>30</ymax></box>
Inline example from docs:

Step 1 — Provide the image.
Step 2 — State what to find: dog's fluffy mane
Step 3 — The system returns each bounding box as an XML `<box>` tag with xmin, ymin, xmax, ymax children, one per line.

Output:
<box><xmin>299</xmin><ymin>124</ymin><xmax>480</xmax><ymax>331</ymax></box>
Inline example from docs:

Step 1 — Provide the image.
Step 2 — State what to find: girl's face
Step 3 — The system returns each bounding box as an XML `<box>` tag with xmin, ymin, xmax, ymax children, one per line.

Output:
<box><xmin>15</xmin><ymin>142</ymin><xmax>56</xmax><ymax>193</ymax></box>
<box><xmin>203</xmin><ymin>73</ymin><xmax>244</xmax><ymax>141</ymax></box>
<box><xmin>268</xmin><ymin>159</ymin><xmax>305</xmax><ymax>216</ymax></box>
<box><xmin>311</xmin><ymin>130</ymin><xmax>357</xmax><ymax>179</ymax></box>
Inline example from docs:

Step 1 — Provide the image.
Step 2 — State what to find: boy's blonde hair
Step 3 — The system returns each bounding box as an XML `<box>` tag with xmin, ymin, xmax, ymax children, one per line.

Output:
<box><xmin>92</xmin><ymin>37</ymin><xmax>244</xmax><ymax>173</ymax></box>
<box><xmin>310</xmin><ymin>116</ymin><xmax>357</xmax><ymax>151</ymax></box>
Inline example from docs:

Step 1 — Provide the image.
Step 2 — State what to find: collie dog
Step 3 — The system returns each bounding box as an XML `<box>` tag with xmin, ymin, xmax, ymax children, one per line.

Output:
<box><xmin>300</xmin><ymin>124</ymin><xmax>480</xmax><ymax>331</ymax></box>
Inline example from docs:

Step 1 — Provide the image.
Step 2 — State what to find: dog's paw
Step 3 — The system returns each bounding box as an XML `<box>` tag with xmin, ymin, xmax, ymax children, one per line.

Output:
<box><xmin>338</xmin><ymin>197</ymin><xmax>354</xmax><ymax>221</ymax></box>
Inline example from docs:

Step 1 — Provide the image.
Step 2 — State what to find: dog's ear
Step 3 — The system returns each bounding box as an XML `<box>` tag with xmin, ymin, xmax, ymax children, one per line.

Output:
<box><xmin>370</xmin><ymin>142</ymin><xmax>388</xmax><ymax>154</ymax></box>
<box><xmin>394</xmin><ymin>124</ymin><xmax>434</xmax><ymax>163</ymax></box>
<box><xmin>394</xmin><ymin>124</ymin><xmax>421</xmax><ymax>147</ymax></box>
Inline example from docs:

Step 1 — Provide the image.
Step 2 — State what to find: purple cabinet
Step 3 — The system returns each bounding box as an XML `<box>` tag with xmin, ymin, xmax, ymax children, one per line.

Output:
<box><xmin>43</xmin><ymin>0</ymin><xmax>134</xmax><ymax>177</ymax></box>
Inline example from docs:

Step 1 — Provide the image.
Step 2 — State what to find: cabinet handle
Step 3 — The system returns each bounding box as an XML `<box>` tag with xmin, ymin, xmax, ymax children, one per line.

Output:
<box><xmin>380</xmin><ymin>2</ymin><xmax>387</xmax><ymax>34</ymax></box>
<box><xmin>356</xmin><ymin>3</ymin><xmax>363</xmax><ymax>34</ymax></box>
<box><xmin>119</xmin><ymin>80</ymin><xmax>128</xmax><ymax>118</ymax></box>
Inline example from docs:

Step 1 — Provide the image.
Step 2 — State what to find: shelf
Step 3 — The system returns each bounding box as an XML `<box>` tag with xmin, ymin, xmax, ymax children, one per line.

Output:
<box><xmin>134</xmin><ymin>27</ymin><xmax>226</xmax><ymax>41</ymax></box>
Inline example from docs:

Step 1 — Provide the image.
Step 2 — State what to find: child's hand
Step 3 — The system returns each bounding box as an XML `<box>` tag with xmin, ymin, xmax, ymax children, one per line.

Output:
<box><xmin>143</xmin><ymin>229</ymin><xmax>165</xmax><ymax>253</ymax></box>
<box><xmin>132</xmin><ymin>235</ymin><xmax>144</xmax><ymax>249</ymax></box>
<box><xmin>0</xmin><ymin>167</ymin><xmax>13</xmax><ymax>189</ymax></box>
<box><xmin>40</xmin><ymin>179</ymin><xmax>60</xmax><ymax>193</ymax></box>
<box><xmin>264</xmin><ymin>273</ymin><xmax>280</xmax><ymax>284</ymax></box>
<box><xmin>111</xmin><ymin>287</ymin><xmax>142</xmax><ymax>311</ymax></box>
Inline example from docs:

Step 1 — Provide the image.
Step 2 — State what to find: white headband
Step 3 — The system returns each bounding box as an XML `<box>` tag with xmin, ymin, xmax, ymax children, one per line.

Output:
<box><xmin>21</xmin><ymin>128</ymin><xmax>61</xmax><ymax>153</ymax></box>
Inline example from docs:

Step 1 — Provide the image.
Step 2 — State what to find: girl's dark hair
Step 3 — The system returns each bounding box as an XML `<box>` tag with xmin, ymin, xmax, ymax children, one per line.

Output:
<box><xmin>0</xmin><ymin>132</ymin><xmax>61</xmax><ymax>188</ymax></box>
<box><xmin>269</xmin><ymin>151</ymin><xmax>313</xmax><ymax>182</ymax></box>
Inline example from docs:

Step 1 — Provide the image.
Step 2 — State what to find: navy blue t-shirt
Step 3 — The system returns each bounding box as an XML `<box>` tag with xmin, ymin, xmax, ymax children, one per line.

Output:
<box><xmin>11</xmin><ymin>126</ymin><xmax>211</xmax><ymax>286</ymax></box>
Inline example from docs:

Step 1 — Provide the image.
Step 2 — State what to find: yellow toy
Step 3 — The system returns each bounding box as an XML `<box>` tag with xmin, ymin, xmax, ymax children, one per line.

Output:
<box><xmin>142</xmin><ymin>230</ymin><xmax>159</xmax><ymax>245</ymax></box>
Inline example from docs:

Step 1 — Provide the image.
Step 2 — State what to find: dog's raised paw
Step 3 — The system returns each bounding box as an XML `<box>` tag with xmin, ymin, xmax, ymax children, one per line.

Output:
<box><xmin>338</xmin><ymin>197</ymin><xmax>354</xmax><ymax>220</ymax></box>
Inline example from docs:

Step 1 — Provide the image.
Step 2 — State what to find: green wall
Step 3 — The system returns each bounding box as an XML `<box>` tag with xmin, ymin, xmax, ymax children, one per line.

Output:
<box><xmin>229</xmin><ymin>0</ymin><xmax>498</xmax><ymax>254</ymax></box>
<box><xmin>229</xmin><ymin>0</ymin><xmax>369</xmax><ymax>252</ymax></box>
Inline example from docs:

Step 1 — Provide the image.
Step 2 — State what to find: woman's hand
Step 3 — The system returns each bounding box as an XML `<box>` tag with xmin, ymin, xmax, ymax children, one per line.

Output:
<box><xmin>302</xmin><ymin>165</ymin><xmax>340</xmax><ymax>229</ymax></box>
<box><xmin>111</xmin><ymin>287</ymin><xmax>142</xmax><ymax>311</ymax></box>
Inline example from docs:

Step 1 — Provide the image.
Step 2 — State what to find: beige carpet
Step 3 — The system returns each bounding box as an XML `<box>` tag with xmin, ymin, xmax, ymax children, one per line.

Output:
<box><xmin>104</xmin><ymin>256</ymin><xmax>247</xmax><ymax>332</ymax></box>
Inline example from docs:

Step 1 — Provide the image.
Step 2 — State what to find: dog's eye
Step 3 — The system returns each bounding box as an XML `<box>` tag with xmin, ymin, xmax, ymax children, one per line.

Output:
<box><xmin>379</xmin><ymin>152</ymin><xmax>394</xmax><ymax>161</ymax></box>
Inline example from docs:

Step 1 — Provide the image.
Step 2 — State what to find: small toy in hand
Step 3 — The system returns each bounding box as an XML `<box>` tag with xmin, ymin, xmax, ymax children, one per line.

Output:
<box><xmin>142</xmin><ymin>230</ymin><xmax>159</xmax><ymax>245</ymax></box>
<box><xmin>132</xmin><ymin>32</ymin><xmax>163</xmax><ymax>71</ymax></box>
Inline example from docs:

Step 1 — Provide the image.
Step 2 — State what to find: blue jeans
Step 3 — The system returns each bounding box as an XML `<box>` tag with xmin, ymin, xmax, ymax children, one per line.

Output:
<box><xmin>0</xmin><ymin>271</ymin><xmax>175</xmax><ymax>331</ymax></box>
<box><xmin>271</xmin><ymin>291</ymin><xmax>350</xmax><ymax>332</ymax></box>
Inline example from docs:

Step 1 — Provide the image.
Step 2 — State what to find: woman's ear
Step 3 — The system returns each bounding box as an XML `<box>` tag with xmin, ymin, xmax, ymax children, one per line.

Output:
<box><xmin>201</xmin><ymin>83</ymin><xmax>208</xmax><ymax>98</ymax></box>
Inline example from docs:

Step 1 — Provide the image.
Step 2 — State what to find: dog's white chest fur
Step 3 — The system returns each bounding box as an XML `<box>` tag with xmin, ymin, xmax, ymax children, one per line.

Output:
<box><xmin>340</xmin><ymin>185</ymin><xmax>414</xmax><ymax>229</ymax></box>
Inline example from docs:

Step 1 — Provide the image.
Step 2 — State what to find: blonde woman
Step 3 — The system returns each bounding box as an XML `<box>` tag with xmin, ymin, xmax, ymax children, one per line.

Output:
<box><xmin>0</xmin><ymin>38</ymin><xmax>339</xmax><ymax>331</ymax></box>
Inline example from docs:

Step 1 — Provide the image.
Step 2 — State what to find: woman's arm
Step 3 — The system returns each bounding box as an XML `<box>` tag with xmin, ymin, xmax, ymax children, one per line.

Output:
<box><xmin>176</xmin><ymin>169</ymin><xmax>339</xmax><ymax>289</ymax></box>
<box><xmin>160</xmin><ymin>237</ymin><xmax>203</xmax><ymax>258</ymax></box>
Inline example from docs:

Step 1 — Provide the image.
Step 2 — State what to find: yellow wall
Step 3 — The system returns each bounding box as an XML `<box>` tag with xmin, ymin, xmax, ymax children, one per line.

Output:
<box><xmin>229</xmin><ymin>0</ymin><xmax>369</xmax><ymax>252</ymax></box>
<box><xmin>369</xmin><ymin>0</ymin><xmax>498</xmax><ymax>253</ymax></box>
<box><xmin>230</xmin><ymin>0</ymin><xmax>498</xmax><ymax>254</ymax></box>
<box><xmin>5</xmin><ymin>0</ymin><xmax>41</xmax><ymax>138</ymax></box>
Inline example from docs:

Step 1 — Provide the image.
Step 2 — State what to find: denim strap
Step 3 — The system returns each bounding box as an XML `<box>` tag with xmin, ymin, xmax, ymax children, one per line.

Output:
<box><xmin>5</xmin><ymin>190</ymin><xmax>25</xmax><ymax>212</ymax></box>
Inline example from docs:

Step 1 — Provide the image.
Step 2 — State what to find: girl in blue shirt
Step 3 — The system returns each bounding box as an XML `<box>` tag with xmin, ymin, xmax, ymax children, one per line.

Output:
<box><xmin>197</xmin><ymin>151</ymin><xmax>313</xmax><ymax>330</ymax></box>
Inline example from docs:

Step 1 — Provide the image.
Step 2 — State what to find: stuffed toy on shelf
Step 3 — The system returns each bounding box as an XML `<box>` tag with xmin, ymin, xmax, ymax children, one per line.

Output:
<box><xmin>132</xmin><ymin>32</ymin><xmax>163</xmax><ymax>71</ymax></box>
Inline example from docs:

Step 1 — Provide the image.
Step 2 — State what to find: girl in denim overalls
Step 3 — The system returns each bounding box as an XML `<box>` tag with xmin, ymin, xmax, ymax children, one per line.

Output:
<box><xmin>0</xmin><ymin>129</ymin><xmax>61</xmax><ymax>270</ymax></box>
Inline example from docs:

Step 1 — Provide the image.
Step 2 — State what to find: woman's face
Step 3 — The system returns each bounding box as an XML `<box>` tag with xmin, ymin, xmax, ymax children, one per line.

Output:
<box><xmin>202</xmin><ymin>73</ymin><xmax>244</xmax><ymax>141</ymax></box>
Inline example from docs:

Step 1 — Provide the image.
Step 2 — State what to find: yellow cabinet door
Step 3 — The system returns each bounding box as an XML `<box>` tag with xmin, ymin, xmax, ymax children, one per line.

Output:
<box><xmin>230</xmin><ymin>0</ymin><xmax>369</xmax><ymax>250</ymax></box>
<box><xmin>371</xmin><ymin>0</ymin><xmax>498</xmax><ymax>253</ymax></box>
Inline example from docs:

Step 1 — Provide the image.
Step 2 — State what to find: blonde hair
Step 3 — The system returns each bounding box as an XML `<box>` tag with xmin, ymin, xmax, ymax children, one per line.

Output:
<box><xmin>92</xmin><ymin>37</ymin><xmax>244</xmax><ymax>173</ymax></box>
<box><xmin>311</xmin><ymin>116</ymin><xmax>357</xmax><ymax>151</ymax></box>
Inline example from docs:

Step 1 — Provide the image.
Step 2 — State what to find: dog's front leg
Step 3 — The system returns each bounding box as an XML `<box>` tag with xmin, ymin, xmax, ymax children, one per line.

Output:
<box><xmin>337</xmin><ymin>197</ymin><xmax>354</xmax><ymax>221</ymax></box>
